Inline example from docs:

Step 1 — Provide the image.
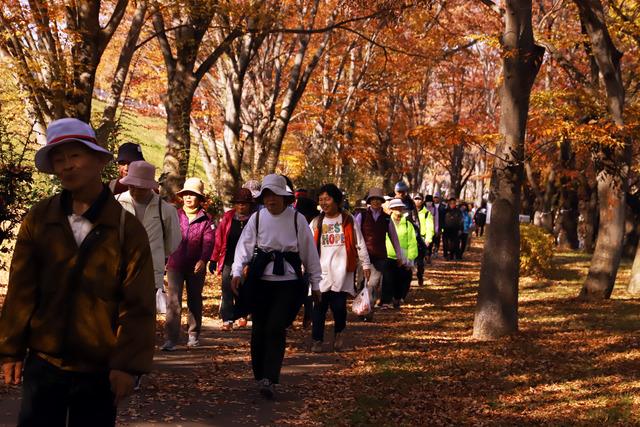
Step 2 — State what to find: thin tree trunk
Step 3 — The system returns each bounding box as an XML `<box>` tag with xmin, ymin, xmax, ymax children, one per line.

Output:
<box><xmin>472</xmin><ymin>0</ymin><xmax>544</xmax><ymax>340</ymax></box>
<box><xmin>96</xmin><ymin>0</ymin><xmax>147</xmax><ymax>145</ymax></box>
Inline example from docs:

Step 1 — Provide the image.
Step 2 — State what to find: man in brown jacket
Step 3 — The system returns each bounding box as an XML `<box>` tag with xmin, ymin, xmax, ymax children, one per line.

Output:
<box><xmin>0</xmin><ymin>118</ymin><xmax>156</xmax><ymax>427</ymax></box>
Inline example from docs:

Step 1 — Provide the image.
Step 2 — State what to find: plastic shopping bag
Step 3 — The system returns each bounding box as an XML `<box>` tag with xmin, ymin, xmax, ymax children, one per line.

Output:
<box><xmin>352</xmin><ymin>285</ymin><xmax>371</xmax><ymax>316</ymax></box>
<box><xmin>156</xmin><ymin>288</ymin><xmax>167</xmax><ymax>314</ymax></box>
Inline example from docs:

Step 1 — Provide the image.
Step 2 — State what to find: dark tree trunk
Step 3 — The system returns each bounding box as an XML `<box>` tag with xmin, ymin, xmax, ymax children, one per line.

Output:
<box><xmin>574</xmin><ymin>0</ymin><xmax>629</xmax><ymax>299</ymax></box>
<box><xmin>472</xmin><ymin>0</ymin><xmax>544</xmax><ymax>340</ymax></box>
<box><xmin>557</xmin><ymin>188</ymin><xmax>580</xmax><ymax>249</ymax></box>
<box><xmin>449</xmin><ymin>142</ymin><xmax>465</xmax><ymax>198</ymax></box>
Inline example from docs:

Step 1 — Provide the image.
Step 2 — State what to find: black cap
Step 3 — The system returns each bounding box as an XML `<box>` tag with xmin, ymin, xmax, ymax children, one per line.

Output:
<box><xmin>116</xmin><ymin>142</ymin><xmax>144</xmax><ymax>163</ymax></box>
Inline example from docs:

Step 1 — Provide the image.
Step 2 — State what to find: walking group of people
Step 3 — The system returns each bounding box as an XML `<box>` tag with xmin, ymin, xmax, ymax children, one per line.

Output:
<box><xmin>0</xmin><ymin>117</ymin><xmax>488</xmax><ymax>425</ymax></box>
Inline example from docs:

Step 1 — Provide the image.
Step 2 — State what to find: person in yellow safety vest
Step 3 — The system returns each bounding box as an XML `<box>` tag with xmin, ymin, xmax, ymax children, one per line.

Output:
<box><xmin>383</xmin><ymin>198</ymin><xmax>418</xmax><ymax>309</ymax></box>
<box><xmin>414</xmin><ymin>193</ymin><xmax>435</xmax><ymax>285</ymax></box>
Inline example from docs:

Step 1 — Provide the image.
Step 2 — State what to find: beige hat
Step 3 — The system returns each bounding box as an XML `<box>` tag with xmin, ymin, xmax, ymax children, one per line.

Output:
<box><xmin>177</xmin><ymin>177</ymin><xmax>205</xmax><ymax>197</ymax></box>
<box><xmin>120</xmin><ymin>161</ymin><xmax>158</xmax><ymax>190</ymax></box>
<box><xmin>388</xmin><ymin>198</ymin><xmax>406</xmax><ymax>210</ymax></box>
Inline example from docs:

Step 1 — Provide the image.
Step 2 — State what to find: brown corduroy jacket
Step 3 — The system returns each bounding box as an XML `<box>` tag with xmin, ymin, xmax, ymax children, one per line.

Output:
<box><xmin>0</xmin><ymin>191</ymin><xmax>156</xmax><ymax>374</ymax></box>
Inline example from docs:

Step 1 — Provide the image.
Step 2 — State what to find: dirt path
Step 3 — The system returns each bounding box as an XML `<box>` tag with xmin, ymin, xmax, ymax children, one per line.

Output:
<box><xmin>0</xmin><ymin>240</ymin><xmax>485</xmax><ymax>426</ymax></box>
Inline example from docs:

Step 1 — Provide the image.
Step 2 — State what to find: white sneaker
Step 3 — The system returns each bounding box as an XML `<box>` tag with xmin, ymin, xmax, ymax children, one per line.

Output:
<box><xmin>160</xmin><ymin>341</ymin><xmax>176</xmax><ymax>351</ymax></box>
<box><xmin>187</xmin><ymin>336</ymin><xmax>200</xmax><ymax>347</ymax></box>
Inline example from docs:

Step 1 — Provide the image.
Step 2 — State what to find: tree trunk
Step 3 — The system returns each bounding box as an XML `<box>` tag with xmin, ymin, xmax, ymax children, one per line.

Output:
<box><xmin>162</xmin><ymin>78</ymin><xmax>196</xmax><ymax>198</ymax></box>
<box><xmin>96</xmin><ymin>0</ymin><xmax>148</xmax><ymax>145</ymax></box>
<box><xmin>628</xmin><ymin>240</ymin><xmax>640</xmax><ymax>293</ymax></box>
<box><xmin>575</xmin><ymin>0</ymin><xmax>629</xmax><ymax>299</ymax></box>
<box><xmin>472</xmin><ymin>0</ymin><xmax>544</xmax><ymax>340</ymax></box>
<box><xmin>449</xmin><ymin>142</ymin><xmax>465</xmax><ymax>198</ymax></box>
<box><xmin>557</xmin><ymin>189</ymin><xmax>580</xmax><ymax>250</ymax></box>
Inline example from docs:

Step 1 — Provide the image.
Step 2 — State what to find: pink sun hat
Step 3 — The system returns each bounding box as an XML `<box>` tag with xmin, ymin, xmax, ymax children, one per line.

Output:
<box><xmin>120</xmin><ymin>160</ymin><xmax>159</xmax><ymax>190</ymax></box>
<box><xmin>34</xmin><ymin>118</ymin><xmax>113</xmax><ymax>174</ymax></box>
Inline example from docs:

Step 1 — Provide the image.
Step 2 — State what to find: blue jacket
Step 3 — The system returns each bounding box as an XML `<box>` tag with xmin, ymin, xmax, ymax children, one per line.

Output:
<box><xmin>462</xmin><ymin>211</ymin><xmax>473</xmax><ymax>233</ymax></box>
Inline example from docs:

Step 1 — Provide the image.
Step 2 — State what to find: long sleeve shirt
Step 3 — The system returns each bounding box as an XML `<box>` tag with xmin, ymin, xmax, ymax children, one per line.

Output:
<box><xmin>118</xmin><ymin>192</ymin><xmax>182</xmax><ymax>289</ymax></box>
<box><xmin>310</xmin><ymin>213</ymin><xmax>371</xmax><ymax>296</ymax></box>
<box><xmin>231</xmin><ymin>207</ymin><xmax>322</xmax><ymax>290</ymax></box>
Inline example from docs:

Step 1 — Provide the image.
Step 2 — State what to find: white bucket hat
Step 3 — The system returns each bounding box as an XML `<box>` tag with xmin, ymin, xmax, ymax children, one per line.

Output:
<box><xmin>120</xmin><ymin>161</ymin><xmax>158</xmax><ymax>190</ymax></box>
<box><xmin>257</xmin><ymin>174</ymin><xmax>294</xmax><ymax>201</ymax></box>
<box><xmin>388</xmin><ymin>198</ymin><xmax>406</xmax><ymax>210</ymax></box>
<box><xmin>35</xmin><ymin>118</ymin><xmax>113</xmax><ymax>174</ymax></box>
<box><xmin>177</xmin><ymin>177</ymin><xmax>205</xmax><ymax>197</ymax></box>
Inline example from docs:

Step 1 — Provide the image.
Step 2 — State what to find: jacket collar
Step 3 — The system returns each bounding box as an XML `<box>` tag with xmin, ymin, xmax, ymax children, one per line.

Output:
<box><xmin>179</xmin><ymin>207</ymin><xmax>208</xmax><ymax>223</ymax></box>
<box><xmin>47</xmin><ymin>185</ymin><xmax>121</xmax><ymax>228</ymax></box>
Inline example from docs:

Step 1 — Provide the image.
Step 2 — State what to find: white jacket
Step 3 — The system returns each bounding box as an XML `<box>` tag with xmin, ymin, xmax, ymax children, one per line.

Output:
<box><xmin>117</xmin><ymin>191</ymin><xmax>182</xmax><ymax>289</ymax></box>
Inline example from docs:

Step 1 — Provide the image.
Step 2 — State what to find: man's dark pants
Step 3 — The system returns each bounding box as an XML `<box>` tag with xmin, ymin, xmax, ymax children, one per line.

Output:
<box><xmin>18</xmin><ymin>354</ymin><xmax>116</xmax><ymax>427</ymax></box>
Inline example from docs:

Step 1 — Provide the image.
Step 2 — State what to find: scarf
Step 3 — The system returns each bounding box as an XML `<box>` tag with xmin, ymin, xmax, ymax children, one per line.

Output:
<box><xmin>184</xmin><ymin>205</ymin><xmax>200</xmax><ymax>222</ymax></box>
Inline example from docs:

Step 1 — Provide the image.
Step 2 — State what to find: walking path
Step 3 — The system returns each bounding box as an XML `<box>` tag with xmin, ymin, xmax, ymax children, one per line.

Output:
<box><xmin>1</xmin><ymin>238</ymin><xmax>484</xmax><ymax>426</ymax></box>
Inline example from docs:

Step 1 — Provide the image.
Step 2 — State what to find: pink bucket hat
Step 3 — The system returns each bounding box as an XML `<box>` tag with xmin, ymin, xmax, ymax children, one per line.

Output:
<box><xmin>35</xmin><ymin>118</ymin><xmax>113</xmax><ymax>174</ymax></box>
<box><xmin>120</xmin><ymin>160</ymin><xmax>158</xmax><ymax>190</ymax></box>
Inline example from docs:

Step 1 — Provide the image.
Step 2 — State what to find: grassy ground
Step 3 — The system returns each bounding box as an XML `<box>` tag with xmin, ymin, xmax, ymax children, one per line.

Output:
<box><xmin>91</xmin><ymin>99</ymin><xmax>206</xmax><ymax>179</ymax></box>
<box><xmin>1</xmin><ymin>237</ymin><xmax>639</xmax><ymax>426</ymax></box>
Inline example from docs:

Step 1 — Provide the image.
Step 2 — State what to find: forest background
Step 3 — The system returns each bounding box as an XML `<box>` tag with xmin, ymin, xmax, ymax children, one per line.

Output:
<box><xmin>0</xmin><ymin>0</ymin><xmax>639</xmax><ymax>339</ymax></box>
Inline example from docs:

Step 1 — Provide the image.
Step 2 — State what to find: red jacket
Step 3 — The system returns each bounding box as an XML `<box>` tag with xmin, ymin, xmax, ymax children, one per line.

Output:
<box><xmin>210</xmin><ymin>209</ymin><xmax>236</xmax><ymax>273</ymax></box>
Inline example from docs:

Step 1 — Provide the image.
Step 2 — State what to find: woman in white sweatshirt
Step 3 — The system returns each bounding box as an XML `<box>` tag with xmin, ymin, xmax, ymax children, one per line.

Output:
<box><xmin>231</xmin><ymin>174</ymin><xmax>322</xmax><ymax>400</ymax></box>
<box><xmin>309</xmin><ymin>184</ymin><xmax>371</xmax><ymax>352</ymax></box>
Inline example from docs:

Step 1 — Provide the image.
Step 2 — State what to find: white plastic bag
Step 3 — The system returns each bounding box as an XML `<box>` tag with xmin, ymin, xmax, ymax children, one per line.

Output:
<box><xmin>156</xmin><ymin>288</ymin><xmax>167</xmax><ymax>314</ymax></box>
<box><xmin>352</xmin><ymin>286</ymin><xmax>371</xmax><ymax>316</ymax></box>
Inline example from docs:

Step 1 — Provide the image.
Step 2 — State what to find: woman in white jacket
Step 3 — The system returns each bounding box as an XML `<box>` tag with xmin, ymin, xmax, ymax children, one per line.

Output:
<box><xmin>231</xmin><ymin>174</ymin><xmax>322</xmax><ymax>399</ymax></box>
<box><xmin>309</xmin><ymin>184</ymin><xmax>371</xmax><ymax>353</ymax></box>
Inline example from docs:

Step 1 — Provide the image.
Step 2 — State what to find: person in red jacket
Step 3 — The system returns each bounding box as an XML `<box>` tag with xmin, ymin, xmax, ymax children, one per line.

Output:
<box><xmin>210</xmin><ymin>188</ymin><xmax>256</xmax><ymax>330</ymax></box>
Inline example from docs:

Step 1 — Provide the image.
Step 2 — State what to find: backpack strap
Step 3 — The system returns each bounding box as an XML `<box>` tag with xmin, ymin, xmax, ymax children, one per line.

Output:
<box><xmin>158</xmin><ymin>197</ymin><xmax>165</xmax><ymax>243</ymax></box>
<box><xmin>314</xmin><ymin>212</ymin><xmax>324</xmax><ymax>254</ymax></box>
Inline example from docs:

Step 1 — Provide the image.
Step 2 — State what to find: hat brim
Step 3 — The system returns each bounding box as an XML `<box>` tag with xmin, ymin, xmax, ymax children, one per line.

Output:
<box><xmin>257</xmin><ymin>185</ymin><xmax>293</xmax><ymax>199</ymax></box>
<box><xmin>231</xmin><ymin>198</ymin><xmax>254</xmax><ymax>204</ymax></box>
<box><xmin>177</xmin><ymin>189</ymin><xmax>205</xmax><ymax>197</ymax></box>
<box><xmin>389</xmin><ymin>202</ymin><xmax>406</xmax><ymax>210</ymax></box>
<box><xmin>120</xmin><ymin>175</ymin><xmax>159</xmax><ymax>190</ymax></box>
<box><xmin>35</xmin><ymin>138</ymin><xmax>113</xmax><ymax>174</ymax></box>
<box><xmin>366</xmin><ymin>196</ymin><xmax>385</xmax><ymax>203</ymax></box>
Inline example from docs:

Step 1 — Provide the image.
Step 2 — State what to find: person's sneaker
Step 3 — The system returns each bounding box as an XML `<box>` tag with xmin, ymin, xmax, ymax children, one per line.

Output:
<box><xmin>187</xmin><ymin>336</ymin><xmax>200</xmax><ymax>347</ymax></box>
<box><xmin>133</xmin><ymin>375</ymin><xmax>142</xmax><ymax>391</ymax></box>
<box><xmin>311</xmin><ymin>340</ymin><xmax>323</xmax><ymax>353</ymax></box>
<box><xmin>333</xmin><ymin>333</ymin><xmax>344</xmax><ymax>351</ymax></box>
<box><xmin>392</xmin><ymin>299</ymin><xmax>400</xmax><ymax>309</ymax></box>
<box><xmin>221</xmin><ymin>321</ymin><xmax>233</xmax><ymax>331</ymax></box>
<box><xmin>236</xmin><ymin>318</ymin><xmax>248</xmax><ymax>328</ymax></box>
<box><xmin>258</xmin><ymin>378</ymin><xmax>274</xmax><ymax>399</ymax></box>
<box><xmin>160</xmin><ymin>341</ymin><xmax>176</xmax><ymax>351</ymax></box>
<box><xmin>363</xmin><ymin>313</ymin><xmax>374</xmax><ymax>322</ymax></box>
<box><xmin>380</xmin><ymin>303</ymin><xmax>392</xmax><ymax>310</ymax></box>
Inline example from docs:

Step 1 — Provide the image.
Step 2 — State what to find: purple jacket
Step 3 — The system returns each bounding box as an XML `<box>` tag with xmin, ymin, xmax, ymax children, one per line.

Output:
<box><xmin>166</xmin><ymin>208</ymin><xmax>215</xmax><ymax>272</ymax></box>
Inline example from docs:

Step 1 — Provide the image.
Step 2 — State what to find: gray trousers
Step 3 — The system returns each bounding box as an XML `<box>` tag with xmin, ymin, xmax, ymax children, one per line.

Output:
<box><xmin>165</xmin><ymin>269</ymin><xmax>206</xmax><ymax>343</ymax></box>
<box><xmin>220</xmin><ymin>265</ymin><xmax>235</xmax><ymax>322</ymax></box>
